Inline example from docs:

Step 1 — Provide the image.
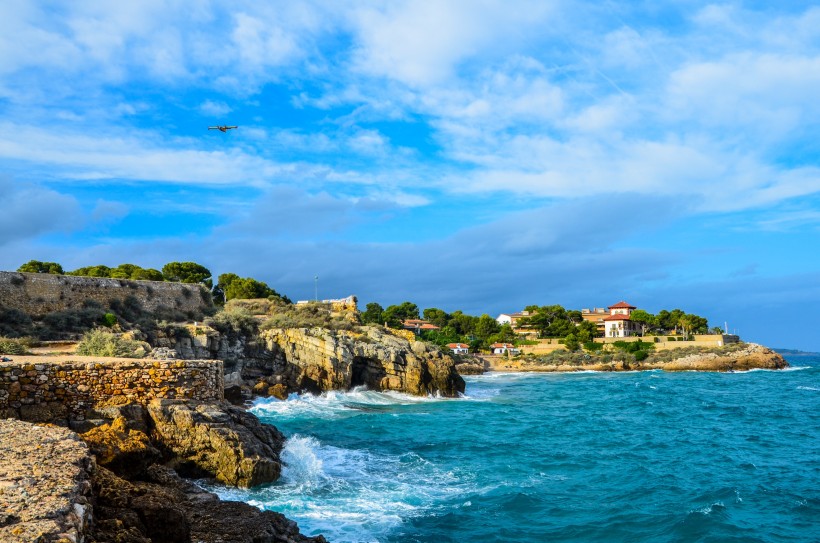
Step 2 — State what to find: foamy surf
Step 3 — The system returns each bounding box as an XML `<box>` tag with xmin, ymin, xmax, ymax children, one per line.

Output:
<box><xmin>205</xmin><ymin>433</ymin><xmax>474</xmax><ymax>543</ymax></box>
<box><xmin>250</xmin><ymin>386</ymin><xmax>457</xmax><ymax>422</ymax></box>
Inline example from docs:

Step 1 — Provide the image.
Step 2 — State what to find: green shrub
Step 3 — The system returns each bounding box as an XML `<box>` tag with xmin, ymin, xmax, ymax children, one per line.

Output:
<box><xmin>76</xmin><ymin>329</ymin><xmax>146</xmax><ymax>358</ymax></box>
<box><xmin>101</xmin><ymin>313</ymin><xmax>118</xmax><ymax>327</ymax></box>
<box><xmin>205</xmin><ymin>307</ymin><xmax>259</xmax><ymax>338</ymax></box>
<box><xmin>634</xmin><ymin>350</ymin><xmax>649</xmax><ymax>361</ymax></box>
<box><xmin>0</xmin><ymin>337</ymin><xmax>32</xmax><ymax>355</ymax></box>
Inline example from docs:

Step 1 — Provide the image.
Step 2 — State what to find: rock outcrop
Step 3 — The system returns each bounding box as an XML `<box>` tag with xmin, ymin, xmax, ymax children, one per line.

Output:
<box><xmin>260</xmin><ymin>326</ymin><xmax>465</xmax><ymax>397</ymax></box>
<box><xmin>654</xmin><ymin>342</ymin><xmax>788</xmax><ymax>371</ymax></box>
<box><xmin>146</xmin><ymin>399</ymin><xmax>285</xmax><ymax>487</ymax></box>
<box><xmin>92</xmin><ymin>464</ymin><xmax>325</xmax><ymax>543</ymax></box>
<box><xmin>0</xmin><ymin>419</ymin><xmax>94</xmax><ymax>543</ymax></box>
<box><xmin>484</xmin><ymin>342</ymin><xmax>788</xmax><ymax>373</ymax></box>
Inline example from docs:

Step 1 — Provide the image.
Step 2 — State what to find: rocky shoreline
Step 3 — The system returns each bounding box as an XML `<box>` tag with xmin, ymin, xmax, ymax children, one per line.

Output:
<box><xmin>458</xmin><ymin>342</ymin><xmax>788</xmax><ymax>374</ymax></box>
<box><xmin>0</xmin><ymin>322</ymin><xmax>466</xmax><ymax>542</ymax></box>
<box><xmin>0</xmin><ymin>316</ymin><xmax>787</xmax><ymax>542</ymax></box>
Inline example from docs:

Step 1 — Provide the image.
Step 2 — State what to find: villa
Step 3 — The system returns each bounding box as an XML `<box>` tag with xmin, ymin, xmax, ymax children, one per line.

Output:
<box><xmin>603</xmin><ymin>301</ymin><xmax>641</xmax><ymax>338</ymax></box>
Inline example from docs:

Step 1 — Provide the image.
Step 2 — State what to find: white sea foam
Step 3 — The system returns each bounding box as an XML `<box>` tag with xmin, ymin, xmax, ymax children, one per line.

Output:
<box><xmin>206</xmin><ymin>433</ymin><xmax>475</xmax><ymax>543</ymax></box>
<box><xmin>251</xmin><ymin>386</ymin><xmax>455</xmax><ymax>421</ymax></box>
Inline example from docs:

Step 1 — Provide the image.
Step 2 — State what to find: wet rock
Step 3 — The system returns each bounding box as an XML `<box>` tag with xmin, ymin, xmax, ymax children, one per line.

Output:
<box><xmin>147</xmin><ymin>398</ymin><xmax>285</xmax><ymax>487</ymax></box>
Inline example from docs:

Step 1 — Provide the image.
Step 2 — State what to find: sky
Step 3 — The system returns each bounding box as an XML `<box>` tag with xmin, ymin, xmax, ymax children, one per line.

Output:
<box><xmin>1</xmin><ymin>1</ymin><xmax>819</xmax><ymax>350</ymax></box>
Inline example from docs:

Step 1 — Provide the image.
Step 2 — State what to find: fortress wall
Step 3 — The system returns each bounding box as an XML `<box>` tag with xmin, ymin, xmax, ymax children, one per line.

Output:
<box><xmin>0</xmin><ymin>358</ymin><xmax>224</xmax><ymax>421</ymax></box>
<box><xmin>0</xmin><ymin>271</ymin><xmax>211</xmax><ymax>317</ymax></box>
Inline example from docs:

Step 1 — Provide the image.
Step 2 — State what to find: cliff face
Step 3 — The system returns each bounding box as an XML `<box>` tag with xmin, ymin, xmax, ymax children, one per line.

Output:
<box><xmin>152</xmin><ymin>323</ymin><xmax>466</xmax><ymax>398</ymax></box>
<box><xmin>260</xmin><ymin>326</ymin><xmax>466</xmax><ymax>397</ymax></box>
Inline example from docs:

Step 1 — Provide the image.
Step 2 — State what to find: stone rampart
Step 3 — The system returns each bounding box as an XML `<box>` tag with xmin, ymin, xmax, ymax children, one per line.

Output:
<box><xmin>0</xmin><ymin>357</ymin><xmax>223</xmax><ymax>421</ymax></box>
<box><xmin>0</xmin><ymin>271</ymin><xmax>212</xmax><ymax>317</ymax></box>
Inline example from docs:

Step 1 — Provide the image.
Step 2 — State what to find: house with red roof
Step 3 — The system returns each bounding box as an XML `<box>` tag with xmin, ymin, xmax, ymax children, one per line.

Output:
<box><xmin>447</xmin><ymin>343</ymin><xmax>470</xmax><ymax>355</ymax></box>
<box><xmin>603</xmin><ymin>301</ymin><xmax>641</xmax><ymax>338</ymax></box>
<box><xmin>402</xmin><ymin>319</ymin><xmax>441</xmax><ymax>335</ymax></box>
<box><xmin>490</xmin><ymin>342</ymin><xmax>520</xmax><ymax>355</ymax></box>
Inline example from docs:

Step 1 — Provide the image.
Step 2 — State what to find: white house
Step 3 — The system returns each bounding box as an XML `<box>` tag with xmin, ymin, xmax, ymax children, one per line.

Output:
<box><xmin>603</xmin><ymin>301</ymin><xmax>642</xmax><ymax>337</ymax></box>
<box><xmin>490</xmin><ymin>342</ymin><xmax>520</xmax><ymax>355</ymax></box>
<box><xmin>447</xmin><ymin>343</ymin><xmax>470</xmax><ymax>355</ymax></box>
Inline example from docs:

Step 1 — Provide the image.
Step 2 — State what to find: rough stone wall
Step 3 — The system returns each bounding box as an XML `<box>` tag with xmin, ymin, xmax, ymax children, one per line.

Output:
<box><xmin>0</xmin><ymin>271</ymin><xmax>211</xmax><ymax>317</ymax></box>
<box><xmin>0</xmin><ymin>358</ymin><xmax>223</xmax><ymax>421</ymax></box>
<box><xmin>0</xmin><ymin>419</ymin><xmax>95</xmax><ymax>542</ymax></box>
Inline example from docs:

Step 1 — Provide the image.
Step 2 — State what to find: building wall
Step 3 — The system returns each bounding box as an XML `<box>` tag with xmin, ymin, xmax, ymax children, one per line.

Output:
<box><xmin>0</xmin><ymin>357</ymin><xmax>223</xmax><ymax>421</ymax></box>
<box><xmin>595</xmin><ymin>334</ymin><xmax>740</xmax><ymax>349</ymax></box>
<box><xmin>0</xmin><ymin>271</ymin><xmax>212</xmax><ymax>317</ymax></box>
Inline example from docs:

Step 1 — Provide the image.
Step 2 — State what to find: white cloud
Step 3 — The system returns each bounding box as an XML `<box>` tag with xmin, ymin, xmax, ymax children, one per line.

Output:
<box><xmin>349</xmin><ymin>0</ymin><xmax>557</xmax><ymax>86</ymax></box>
<box><xmin>199</xmin><ymin>100</ymin><xmax>233</xmax><ymax>117</ymax></box>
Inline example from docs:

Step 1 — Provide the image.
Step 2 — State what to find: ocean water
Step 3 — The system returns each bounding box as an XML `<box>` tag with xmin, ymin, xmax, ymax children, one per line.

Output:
<box><xmin>209</xmin><ymin>355</ymin><xmax>820</xmax><ymax>542</ymax></box>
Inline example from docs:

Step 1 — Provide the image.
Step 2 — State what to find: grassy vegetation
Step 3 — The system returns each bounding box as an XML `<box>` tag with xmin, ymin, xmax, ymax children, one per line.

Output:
<box><xmin>76</xmin><ymin>329</ymin><xmax>147</xmax><ymax>358</ymax></box>
<box><xmin>0</xmin><ymin>337</ymin><xmax>34</xmax><ymax>355</ymax></box>
<box><xmin>261</xmin><ymin>301</ymin><xmax>361</xmax><ymax>332</ymax></box>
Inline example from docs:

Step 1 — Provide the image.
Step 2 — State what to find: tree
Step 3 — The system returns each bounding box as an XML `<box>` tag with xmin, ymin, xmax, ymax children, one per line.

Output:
<box><xmin>68</xmin><ymin>265</ymin><xmax>112</xmax><ymax>277</ymax></box>
<box><xmin>161</xmin><ymin>262</ymin><xmax>212</xmax><ymax>288</ymax></box>
<box><xmin>131</xmin><ymin>268</ymin><xmax>164</xmax><ymax>281</ymax></box>
<box><xmin>576</xmin><ymin>320</ymin><xmax>598</xmax><ymax>343</ymax></box>
<box><xmin>361</xmin><ymin>302</ymin><xmax>385</xmax><ymax>325</ymax></box>
<box><xmin>629</xmin><ymin>309</ymin><xmax>656</xmax><ymax>336</ymax></box>
<box><xmin>678</xmin><ymin>313</ymin><xmax>708</xmax><ymax>337</ymax></box>
<box><xmin>382</xmin><ymin>302</ymin><xmax>420</xmax><ymax>328</ymax></box>
<box><xmin>656</xmin><ymin>309</ymin><xmax>685</xmax><ymax>333</ymax></box>
<box><xmin>422</xmin><ymin>307</ymin><xmax>450</xmax><ymax>328</ymax></box>
<box><xmin>215</xmin><ymin>272</ymin><xmax>289</xmax><ymax>302</ymax></box>
<box><xmin>563</xmin><ymin>333</ymin><xmax>580</xmax><ymax>352</ymax></box>
<box><xmin>520</xmin><ymin>304</ymin><xmax>569</xmax><ymax>338</ymax></box>
<box><xmin>474</xmin><ymin>314</ymin><xmax>500</xmax><ymax>340</ymax></box>
<box><xmin>488</xmin><ymin>323</ymin><xmax>517</xmax><ymax>345</ymax></box>
<box><xmin>110</xmin><ymin>263</ymin><xmax>141</xmax><ymax>279</ymax></box>
<box><xmin>18</xmin><ymin>260</ymin><xmax>63</xmax><ymax>274</ymax></box>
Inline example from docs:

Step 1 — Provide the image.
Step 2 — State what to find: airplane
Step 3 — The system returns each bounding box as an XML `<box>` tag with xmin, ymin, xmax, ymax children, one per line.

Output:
<box><xmin>208</xmin><ymin>125</ymin><xmax>238</xmax><ymax>132</ymax></box>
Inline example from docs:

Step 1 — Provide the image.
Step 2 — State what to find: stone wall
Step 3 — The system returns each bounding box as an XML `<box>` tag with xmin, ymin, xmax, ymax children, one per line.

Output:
<box><xmin>0</xmin><ymin>357</ymin><xmax>224</xmax><ymax>421</ymax></box>
<box><xmin>0</xmin><ymin>271</ymin><xmax>211</xmax><ymax>317</ymax></box>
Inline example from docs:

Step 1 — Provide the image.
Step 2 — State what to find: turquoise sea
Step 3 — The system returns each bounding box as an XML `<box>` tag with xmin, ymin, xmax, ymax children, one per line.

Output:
<box><xmin>211</xmin><ymin>355</ymin><xmax>820</xmax><ymax>542</ymax></box>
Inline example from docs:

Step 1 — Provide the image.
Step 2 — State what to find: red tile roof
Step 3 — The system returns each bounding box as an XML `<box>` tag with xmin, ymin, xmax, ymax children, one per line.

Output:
<box><xmin>402</xmin><ymin>319</ymin><xmax>440</xmax><ymax>330</ymax></box>
<box><xmin>490</xmin><ymin>343</ymin><xmax>516</xmax><ymax>348</ymax></box>
<box><xmin>447</xmin><ymin>343</ymin><xmax>470</xmax><ymax>349</ymax></box>
<box><xmin>608</xmin><ymin>301</ymin><xmax>636</xmax><ymax>309</ymax></box>
<box><xmin>603</xmin><ymin>314</ymin><xmax>632</xmax><ymax>321</ymax></box>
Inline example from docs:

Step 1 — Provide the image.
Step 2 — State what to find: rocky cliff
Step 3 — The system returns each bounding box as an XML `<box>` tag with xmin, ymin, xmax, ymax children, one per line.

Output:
<box><xmin>150</xmin><ymin>323</ymin><xmax>465</xmax><ymax>399</ymax></box>
<box><xmin>258</xmin><ymin>326</ymin><xmax>465</xmax><ymax>397</ymax></box>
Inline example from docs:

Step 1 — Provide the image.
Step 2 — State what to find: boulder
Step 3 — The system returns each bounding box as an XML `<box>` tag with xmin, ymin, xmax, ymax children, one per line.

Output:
<box><xmin>146</xmin><ymin>399</ymin><xmax>285</xmax><ymax>488</ymax></box>
<box><xmin>81</xmin><ymin>416</ymin><xmax>161</xmax><ymax>479</ymax></box>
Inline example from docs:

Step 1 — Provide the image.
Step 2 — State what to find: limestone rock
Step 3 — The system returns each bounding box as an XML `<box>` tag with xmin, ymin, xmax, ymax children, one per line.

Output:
<box><xmin>660</xmin><ymin>343</ymin><xmax>788</xmax><ymax>371</ymax></box>
<box><xmin>146</xmin><ymin>398</ymin><xmax>285</xmax><ymax>487</ymax></box>
<box><xmin>81</xmin><ymin>416</ymin><xmax>161</xmax><ymax>478</ymax></box>
<box><xmin>260</xmin><ymin>326</ymin><xmax>465</xmax><ymax>397</ymax></box>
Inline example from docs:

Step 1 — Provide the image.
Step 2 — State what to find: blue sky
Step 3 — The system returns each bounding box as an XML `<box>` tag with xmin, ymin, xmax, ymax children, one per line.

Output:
<box><xmin>2</xmin><ymin>1</ymin><xmax>819</xmax><ymax>350</ymax></box>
